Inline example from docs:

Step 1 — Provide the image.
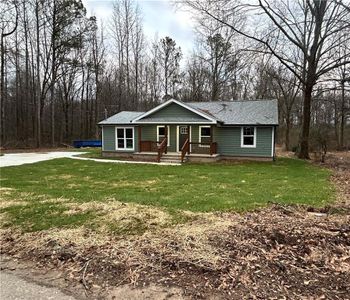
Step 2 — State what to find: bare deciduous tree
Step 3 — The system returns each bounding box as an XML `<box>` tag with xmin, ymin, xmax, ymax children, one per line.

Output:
<box><xmin>0</xmin><ymin>0</ymin><xmax>18</xmax><ymax>146</ymax></box>
<box><xmin>158</xmin><ymin>36</ymin><xmax>182</xmax><ymax>99</ymax></box>
<box><xmin>183</xmin><ymin>0</ymin><xmax>350</xmax><ymax>158</ymax></box>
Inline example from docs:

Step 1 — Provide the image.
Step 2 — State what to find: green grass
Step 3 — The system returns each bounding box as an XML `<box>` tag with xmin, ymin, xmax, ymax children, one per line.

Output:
<box><xmin>76</xmin><ymin>147</ymin><xmax>129</xmax><ymax>161</ymax></box>
<box><xmin>75</xmin><ymin>147</ymin><xmax>103</xmax><ymax>158</ymax></box>
<box><xmin>0</xmin><ymin>157</ymin><xmax>334</xmax><ymax>232</ymax></box>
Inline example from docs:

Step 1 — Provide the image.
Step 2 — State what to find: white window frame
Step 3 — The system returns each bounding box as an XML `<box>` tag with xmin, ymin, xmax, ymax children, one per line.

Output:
<box><xmin>115</xmin><ymin>127</ymin><xmax>134</xmax><ymax>151</ymax></box>
<box><xmin>157</xmin><ymin>125</ymin><xmax>170</xmax><ymax>146</ymax></box>
<box><xmin>241</xmin><ymin>126</ymin><xmax>256</xmax><ymax>148</ymax></box>
<box><xmin>199</xmin><ymin>126</ymin><xmax>211</xmax><ymax>148</ymax></box>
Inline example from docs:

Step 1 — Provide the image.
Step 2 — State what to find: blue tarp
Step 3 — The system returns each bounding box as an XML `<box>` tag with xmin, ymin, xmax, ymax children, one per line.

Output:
<box><xmin>73</xmin><ymin>140</ymin><xmax>102</xmax><ymax>148</ymax></box>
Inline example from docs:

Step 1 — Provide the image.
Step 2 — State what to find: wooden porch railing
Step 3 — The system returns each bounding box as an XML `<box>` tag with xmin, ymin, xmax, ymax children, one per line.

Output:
<box><xmin>188</xmin><ymin>142</ymin><xmax>217</xmax><ymax>155</ymax></box>
<box><xmin>157</xmin><ymin>137</ymin><xmax>167</xmax><ymax>162</ymax></box>
<box><xmin>181</xmin><ymin>138</ymin><xmax>190</xmax><ymax>163</ymax></box>
<box><xmin>210</xmin><ymin>142</ymin><xmax>217</xmax><ymax>156</ymax></box>
<box><xmin>140</xmin><ymin>140</ymin><xmax>158</xmax><ymax>152</ymax></box>
<box><xmin>139</xmin><ymin>140</ymin><xmax>217</xmax><ymax>159</ymax></box>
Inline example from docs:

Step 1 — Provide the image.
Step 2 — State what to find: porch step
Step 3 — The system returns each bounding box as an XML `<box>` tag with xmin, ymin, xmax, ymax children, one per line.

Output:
<box><xmin>160</xmin><ymin>155</ymin><xmax>185</xmax><ymax>164</ymax></box>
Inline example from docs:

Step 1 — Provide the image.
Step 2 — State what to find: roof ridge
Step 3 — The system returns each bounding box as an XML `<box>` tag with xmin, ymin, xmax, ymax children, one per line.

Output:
<box><xmin>120</xmin><ymin>111</ymin><xmax>145</xmax><ymax>113</ymax></box>
<box><xmin>188</xmin><ymin>99</ymin><xmax>277</xmax><ymax>104</ymax></box>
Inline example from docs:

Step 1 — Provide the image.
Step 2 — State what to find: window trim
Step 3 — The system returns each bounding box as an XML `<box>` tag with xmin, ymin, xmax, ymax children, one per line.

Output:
<box><xmin>157</xmin><ymin>125</ymin><xmax>170</xmax><ymax>146</ymax></box>
<box><xmin>199</xmin><ymin>125</ymin><xmax>211</xmax><ymax>148</ymax></box>
<box><xmin>115</xmin><ymin>127</ymin><xmax>134</xmax><ymax>151</ymax></box>
<box><xmin>241</xmin><ymin>126</ymin><xmax>256</xmax><ymax>148</ymax></box>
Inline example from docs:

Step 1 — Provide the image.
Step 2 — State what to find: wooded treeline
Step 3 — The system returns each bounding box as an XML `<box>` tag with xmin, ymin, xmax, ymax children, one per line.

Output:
<box><xmin>1</xmin><ymin>0</ymin><xmax>349</xmax><ymax>157</ymax></box>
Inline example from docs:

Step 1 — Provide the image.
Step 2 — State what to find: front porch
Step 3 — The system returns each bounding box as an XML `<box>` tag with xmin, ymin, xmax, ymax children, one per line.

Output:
<box><xmin>137</xmin><ymin>125</ymin><xmax>218</xmax><ymax>163</ymax></box>
<box><xmin>134</xmin><ymin>151</ymin><xmax>220</xmax><ymax>163</ymax></box>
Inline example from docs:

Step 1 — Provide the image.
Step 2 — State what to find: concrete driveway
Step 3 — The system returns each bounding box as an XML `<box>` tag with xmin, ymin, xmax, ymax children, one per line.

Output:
<box><xmin>0</xmin><ymin>152</ymin><xmax>84</xmax><ymax>167</ymax></box>
<box><xmin>0</xmin><ymin>271</ymin><xmax>76</xmax><ymax>300</ymax></box>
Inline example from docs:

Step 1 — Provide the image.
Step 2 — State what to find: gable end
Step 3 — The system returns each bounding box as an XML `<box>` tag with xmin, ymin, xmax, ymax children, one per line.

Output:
<box><xmin>132</xmin><ymin>99</ymin><xmax>217</xmax><ymax>124</ymax></box>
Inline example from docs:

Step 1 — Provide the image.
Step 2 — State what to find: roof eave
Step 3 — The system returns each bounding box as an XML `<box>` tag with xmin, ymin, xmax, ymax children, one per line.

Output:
<box><xmin>133</xmin><ymin>120</ymin><xmax>217</xmax><ymax>125</ymax></box>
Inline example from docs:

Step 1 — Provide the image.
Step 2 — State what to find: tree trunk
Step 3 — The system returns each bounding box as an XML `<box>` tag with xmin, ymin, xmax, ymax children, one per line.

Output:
<box><xmin>0</xmin><ymin>35</ymin><xmax>6</xmax><ymax>146</ymax></box>
<box><xmin>35</xmin><ymin>1</ymin><xmax>41</xmax><ymax>147</ymax></box>
<box><xmin>334</xmin><ymin>103</ymin><xmax>340</xmax><ymax>150</ymax></box>
<box><xmin>165</xmin><ymin>55</ymin><xmax>168</xmax><ymax>97</ymax></box>
<box><xmin>64</xmin><ymin>102</ymin><xmax>69</xmax><ymax>141</ymax></box>
<box><xmin>95</xmin><ymin>77</ymin><xmax>99</xmax><ymax>138</ymax></box>
<box><xmin>285</xmin><ymin>114</ymin><xmax>291</xmax><ymax>151</ymax></box>
<box><xmin>340</xmin><ymin>80</ymin><xmax>345</xmax><ymax>149</ymax></box>
<box><xmin>23</xmin><ymin>1</ymin><xmax>31</xmax><ymax>141</ymax></box>
<box><xmin>298</xmin><ymin>85</ymin><xmax>312</xmax><ymax>159</ymax></box>
<box><xmin>332</xmin><ymin>86</ymin><xmax>340</xmax><ymax>150</ymax></box>
<box><xmin>70</xmin><ymin>97</ymin><xmax>74</xmax><ymax>139</ymax></box>
<box><xmin>80</xmin><ymin>68</ymin><xmax>85</xmax><ymax>137</ymax></box>
<box><xmin>85</xmin><ymin>69</ymin><xmax>90</xmax><ymax>138</ymax></box>
<box><xmin>15</xmin><ymin>28</ymin><xmax>20</xmax><ymax>141</ymax></box>
<box><xmin>50</xmin><ymin>0</ymin><xmax>57</xmax><ymax>147</ymax></box>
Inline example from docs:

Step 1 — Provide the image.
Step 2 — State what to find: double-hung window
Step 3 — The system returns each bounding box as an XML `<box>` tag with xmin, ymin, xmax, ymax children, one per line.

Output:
<box><xmin>241</xmin><ymin>126</ymin><xmax>256</xmax><ymax>148</ymax></box>
<box><xmin>116</xmin><ymin>127</ymin><xmax>134</xmax><ymax>150</ymax></box>
<box><xmin>157</xmin><ymin>126</ymin><xmax>170</xmax><ymax>146</ymax></box>
<box><xmin>199</xmin><ymin>126</ymin><xmax>211</xmax><ymax>147</ymax></box>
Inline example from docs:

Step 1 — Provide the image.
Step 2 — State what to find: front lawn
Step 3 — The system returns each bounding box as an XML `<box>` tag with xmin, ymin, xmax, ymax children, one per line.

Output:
<box><xmin>0</xmin><ymin>157</ymin><xmax>334</xmax><ymax>232</ymax></box>
<box><xmin>75</xmin><ymin>147</ymin><xmax>102</xmax><ymax>158</ymax></box>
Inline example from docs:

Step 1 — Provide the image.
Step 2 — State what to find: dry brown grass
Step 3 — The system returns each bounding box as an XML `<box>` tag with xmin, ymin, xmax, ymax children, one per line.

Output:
<box><xmin>0</xmin><ymin>210</ymin><xmax>237</xmax><ymax>267</ymax></box>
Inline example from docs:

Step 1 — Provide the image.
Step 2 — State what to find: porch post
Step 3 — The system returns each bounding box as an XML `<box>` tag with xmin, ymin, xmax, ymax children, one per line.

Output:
<box><xmin>165</xmin><ymin>125</ymin><xmax>168</xmax><ymax>154</ymax></box>
<box><xmin>138</xmin><ymin>126</ymin><xmax>141</xmax><ymax>152</ymax></box>
<box><xmin>210</xmin><ymin>125</ymin><xmax>213</xmax><ymax>156</ymax></box>
<box><xmin>187</xmin><ymin>125</ymin><xmax>190</xmax><ymax>154</ymax></box>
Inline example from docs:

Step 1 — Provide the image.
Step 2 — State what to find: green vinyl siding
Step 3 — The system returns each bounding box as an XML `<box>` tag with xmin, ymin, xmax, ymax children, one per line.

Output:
<box><xmin>102</xmin><ymin>126</ymin><xmax>115</xmax><ymax>151</ymax></box>
<box><xmin>142</xmin><ymin>102</ymin><xmax>207</xmax><ymax>121</ymax></box>
<box><xmin>141</xmin><ymin>125</ymin><xmax>177</xmax><ymax>152</ymax></box>
<box><xmin>215</xmin><ymin>126</ymin><xmax>273</xmax><ymax>157</ymax></box>
<box><xmin>103</xmin><ymin>124</ymin><xmax>273</xmax><ymax>157</ymax></box>
<box><xmin>140</xmin><ymin>125</ymin><xmax>154</xmax><ymax>141</ymax></box>
<box><xmin>168</xmin><ymin>125</ymin><xmax>177</xmax><ymax>152</ymax></box>
<box><xmin>191</xmin><ymin>125</ymin><xmax>199</xmax><ymax>143</ymax></box>
<box><xmin>102</xmin><ymin>126</ymin><xmax>138</xmax><ymax>152</ymax></box>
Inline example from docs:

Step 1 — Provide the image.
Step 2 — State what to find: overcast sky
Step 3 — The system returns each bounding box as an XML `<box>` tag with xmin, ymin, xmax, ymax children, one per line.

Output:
<box><xmin>81</xmin><ymin>0</ymin><xmax>196</xmax><ymax>56</ymax></box>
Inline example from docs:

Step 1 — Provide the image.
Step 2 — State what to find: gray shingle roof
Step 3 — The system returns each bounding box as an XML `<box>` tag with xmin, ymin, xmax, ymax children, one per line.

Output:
<box><xmin>188</xmin><ymin>100</ymin><xmax>278</xmax><ymax>125</ymax></box>
<box><xmin>98</xmin><ymin>111</ymin><xmax>144</xmax><ymax>125</ymax></box>
<box><xmin>98</xmin><ymin>100</ymin><xmax>278</xmax><ymax>126</ymax></box>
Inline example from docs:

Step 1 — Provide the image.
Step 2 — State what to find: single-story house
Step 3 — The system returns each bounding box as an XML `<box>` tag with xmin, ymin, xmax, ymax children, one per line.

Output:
<box><xmin>98</xmin><ymin>99</ymin><xmax>278</xmax><ymax>163</ymax></box>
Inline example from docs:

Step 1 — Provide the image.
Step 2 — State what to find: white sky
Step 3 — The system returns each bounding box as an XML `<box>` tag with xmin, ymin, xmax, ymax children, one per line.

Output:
<box><xmin>81</xmin><ymin>0</ymin><xmax>196</xmax><ymax>56</ymax></box>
